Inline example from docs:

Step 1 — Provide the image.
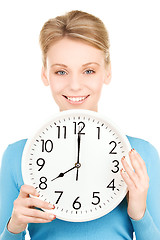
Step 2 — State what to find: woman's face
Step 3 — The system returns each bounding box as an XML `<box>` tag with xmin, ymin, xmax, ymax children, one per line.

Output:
<box><xmin>41</xmin><ymin>37</ymin><xmax>111</xmax><ymax>112</ymax></box>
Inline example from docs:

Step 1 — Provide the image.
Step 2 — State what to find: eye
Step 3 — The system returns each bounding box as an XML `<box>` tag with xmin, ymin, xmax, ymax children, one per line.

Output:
<box><xmin>55</xmin><ymin>70</ymin><xmax>67</xmax><ymax>75</ymax></box>
<box><xmin>84</xmin><ymin>69</ymin><xmax>95</xmax><ymax>74</ymax></box>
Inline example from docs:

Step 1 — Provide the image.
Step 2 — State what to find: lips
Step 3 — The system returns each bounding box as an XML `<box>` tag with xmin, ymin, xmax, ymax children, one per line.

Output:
<box><xmin>62</xmin><ymin>95</ymin><xmax>89</xmax><ymax>104</ymax></box>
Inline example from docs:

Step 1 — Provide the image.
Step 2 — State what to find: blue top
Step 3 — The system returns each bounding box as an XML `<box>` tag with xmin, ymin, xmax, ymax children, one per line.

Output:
<box><xmin>0</xmin><ymin>136</ymin><xmax>160</xmax><ymax>240</ymax></box>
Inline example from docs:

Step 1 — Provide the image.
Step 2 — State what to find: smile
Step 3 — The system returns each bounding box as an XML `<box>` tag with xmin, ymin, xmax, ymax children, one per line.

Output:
<box><xmin>63</xmin><ymin>95</ymin><xmax>89</xmax><ymax>104</ymax></box>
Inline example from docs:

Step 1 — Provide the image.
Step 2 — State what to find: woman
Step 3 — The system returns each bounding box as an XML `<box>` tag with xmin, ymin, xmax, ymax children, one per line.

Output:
<box><xmin>0</xmin><ymin>10</ymin><xmax>160</xmax><ymax>240</ymax></box>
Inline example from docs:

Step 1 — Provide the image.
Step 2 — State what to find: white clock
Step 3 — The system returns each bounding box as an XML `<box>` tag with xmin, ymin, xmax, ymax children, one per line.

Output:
<box><xmin>22</xmin><ymin>109</ymin><xmax>131</xmax><ymax>222</ymax></box>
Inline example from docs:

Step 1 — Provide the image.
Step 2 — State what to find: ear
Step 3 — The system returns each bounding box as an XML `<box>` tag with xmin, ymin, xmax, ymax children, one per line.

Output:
<box><xmin>104</xmin><ymin>63</ymin><xmax>112</xmax><ymax>85</ymax></box>
<box><xmin>41</xmin><ymin>66</ymin><xmax>49</xmax><ymax>86</ymax></box>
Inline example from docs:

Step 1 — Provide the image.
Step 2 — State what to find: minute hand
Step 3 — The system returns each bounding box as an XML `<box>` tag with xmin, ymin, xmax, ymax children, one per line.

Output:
<box><xmin>76</xmin><ymin>133</ymin><xmax>81</xmax><ymax>181</ymax></box>
<box><xmin>77</xmin><ymin>133</ymin><xmax>81</xmax><ymax>164</ymax></box>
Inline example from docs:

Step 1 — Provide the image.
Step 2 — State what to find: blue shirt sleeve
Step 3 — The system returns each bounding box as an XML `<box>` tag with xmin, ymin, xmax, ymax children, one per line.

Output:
<box><xmin>0</xmin><ymin>225</ymin><xmax>24</xmax><ymax>240</ymax></box>
<box><xmin>0</xmin><ymin>142</ymin><xmax>26</xmax><ymax>240</ymax></box>
<box><xmin>131</xmin><ymin>209</ymin><xmax>160</xmax><ymax>239</ymax></box>
<box><xmin>127</xmin><ymin>137</ymin><xmax>160</xmax><ymax>240</ymax></box>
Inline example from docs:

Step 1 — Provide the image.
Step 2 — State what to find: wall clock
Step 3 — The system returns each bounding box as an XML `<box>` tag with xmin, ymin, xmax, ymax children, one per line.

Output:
<box><xmin>22</xmin><ymin>109</ymin><xmax>131</xmax><ymax>222</ymax></box>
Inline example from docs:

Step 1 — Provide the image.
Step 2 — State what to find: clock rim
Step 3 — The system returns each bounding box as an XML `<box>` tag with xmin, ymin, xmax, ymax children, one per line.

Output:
<box><xmin>21</xmin><ymin>109</ymin><xmax>131</xmax><ymax>222</ymax></box>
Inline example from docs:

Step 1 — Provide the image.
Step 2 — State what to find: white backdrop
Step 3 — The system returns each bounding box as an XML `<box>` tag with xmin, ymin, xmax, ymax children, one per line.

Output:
<box><xmin>0</xmin><ymin>0</ymin><xmax>159</xmax><ymax>238</ymax></box>
<box><xmin>0</xmin><ymin>0</ymin><xmax>159</xmax><ymax>157</ymax></box>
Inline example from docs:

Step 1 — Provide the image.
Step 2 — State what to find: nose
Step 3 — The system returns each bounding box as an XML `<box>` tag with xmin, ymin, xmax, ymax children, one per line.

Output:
<box><xmin>69</xmin><ymin>74</ymin><xmax>82</xmax><ymax>91</ymax></box>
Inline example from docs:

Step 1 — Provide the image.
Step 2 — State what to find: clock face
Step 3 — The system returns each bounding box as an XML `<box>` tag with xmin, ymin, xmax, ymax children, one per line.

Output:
<box><xmin>22</xmin><ymin>109</ymin><xmax>131</xmax><ymax>222</ymax></box>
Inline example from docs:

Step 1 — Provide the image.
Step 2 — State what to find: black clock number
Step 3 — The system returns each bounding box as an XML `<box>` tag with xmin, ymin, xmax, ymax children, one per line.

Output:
<box><xmin>41</xmin><ymin>139</ymin><xmax>53</xmax><ymax>153</ymax></box>
<box><xmin>57</xmin><ymin>126</ymin><xmax>66</xmax><ymax>139</ymax></box>
<box><xmin>92</xmin><ymin>192</ymin><xmax>100</xmax><ymax>205</ymax></box>
<box><xmin>73</xmin><ymin>121</ymin><xmax>85</xmax><ymax>135</ymax></box>
<box><xmin>111</xmin><ymin>160</ymin><xmax>119</xmax><ymax>173</ymax></box>
<box><xmin>39</xmin><ymin>177</ymin><xmax>47</xmax><ymax>190</ymax></box>
<box><xmin>55</xmin><ymin>191</ymin><xmax>63</xmax><ymax>204</ymax></box>
<box><xmin>97</xmin><ymin>127</ymin><xmax>100</xmax><ymax>139</ymax></box>
<box><xmin>106</xmin><ymin>179</ymin><xmax>116</xmax><ymax>191</ymax></box>
<box><xmin>37</xmin><ymin>158</ymin><xmax>45</xmax><ymax>171</ymax></box>
<box><xmin>73</xmin><ymin>197</ymin><xmax>81</xmax><ymax>210</ymax></box>
<box><xmin>109</xmin><ymin>141</ymin><xmax>117</xmax><ymax>154</ymax></box>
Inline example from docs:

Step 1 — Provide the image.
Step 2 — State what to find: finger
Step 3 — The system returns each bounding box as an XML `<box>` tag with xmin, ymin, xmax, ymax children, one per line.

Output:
<box><xmin>17</xmin><ymin>215</ymin><xmax>56</xmax><ymax>224</ymax></box>
<box><xmin>25</xmin><ymin>197</ymin><xmax>55</xmax><ymax>210</ymax></box>
<box><xmin>120</xmin><ymin>168</ymin><xmax>136</xmax><ymax>191</ymax></box>
<box><xmin>19</xmin><ymin>185</ymin><xmax>39</xmax><ymax>198</ymax></box>
<box><xmin>121</xmin><ymin>156</ymin><xmax>139</xmax><ymax>187</ymax></box>
<box><xmin>21</xmin><ymin>207</ymin><xmax>56</xmax><ymax>221</ymax></box>
<box><xmin>129</xmin><ymin>150</ymin><xmax>144</xmax><ymax>178</ymax></box>
<box><xmin>130</xmin><ymin>149</ymin><xmax>148</xmax><ymax>176</ymax></box>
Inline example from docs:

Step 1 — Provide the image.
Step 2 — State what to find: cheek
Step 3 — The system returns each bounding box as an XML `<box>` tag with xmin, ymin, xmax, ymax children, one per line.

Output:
<box><xmin>89</xmin><ymin>77</ymin><xmax>104</xmax><ymax>93</ymax></box>
<box><xmin>49</xmin><ymin>78</ymin><xmax>67</xmax><ymax>94</ymax></box>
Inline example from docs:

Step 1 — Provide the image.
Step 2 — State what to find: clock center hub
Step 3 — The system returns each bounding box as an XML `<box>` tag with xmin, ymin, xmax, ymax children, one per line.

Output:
<box><xmin>75</xmin><ymin>163</ymin><xmax>81</xmax><ymax>168</ymax></box>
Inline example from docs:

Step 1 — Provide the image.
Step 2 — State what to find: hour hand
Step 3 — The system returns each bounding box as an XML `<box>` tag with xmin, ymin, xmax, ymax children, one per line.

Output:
<box><xmin>51</xmin><ymin>165</ymin><xmax>76</xmax><ymax>181</ymax></box>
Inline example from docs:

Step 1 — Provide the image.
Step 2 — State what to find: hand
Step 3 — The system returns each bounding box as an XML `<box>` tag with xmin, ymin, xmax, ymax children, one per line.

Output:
<box><xmin>120</xmin><ymin>149</ymin><xmax>149</xmax><ymax>220</ymax></box>
<box><xmin>51</xmin><ymin>165</ymin><xmax>76</xmax><ymax>181</ymax></box>
<box><xmin>76</xmin><ymin>133</ymin><xmax>81</xmax><ymax>181</ymax></box>
<box><xmin>7</xmin><ymin>185</ymin><xmax>56</xmax><ymax>234</ymax></box>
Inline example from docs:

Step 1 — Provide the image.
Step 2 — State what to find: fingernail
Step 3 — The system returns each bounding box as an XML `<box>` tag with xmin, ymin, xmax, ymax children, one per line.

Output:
<box><xmin>49</xmin><ymin>214</ymin><xmax>55</xmax><ymax>220</ymax></box>
<box><xmin>36</xmin><ymin>192</ymin><xmax>40</xmax><ymax>197</ymax></box>
<box><xmin>49</xmin><ymin>203</ymin><xmax>55</xmax><ymax>209</ymax></box>
<box><xmin>121</xmin><ymin>156</ymin><xmax>125</xmax><ymax>160</ymax></box>
<box><xmin>130</xmin><ymin>148</ymin><xmax>133</xmax><ymax>153</ymax></box>
<box><xmin>120</xmin><ymin>168</ymin><xmax>125</xmax><ymax>173</ymax></box>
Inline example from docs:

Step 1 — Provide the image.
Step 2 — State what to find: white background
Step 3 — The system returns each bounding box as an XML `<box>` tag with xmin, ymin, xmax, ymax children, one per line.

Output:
<box><xmin>0</xmin><ymin>0</ymin><xmax>159</xmax><ymax>238</ymax></box>
<box><xmin>0</xmin><ymin>0</ymin><xmax>160</xmax><ymax>157</ymax></box>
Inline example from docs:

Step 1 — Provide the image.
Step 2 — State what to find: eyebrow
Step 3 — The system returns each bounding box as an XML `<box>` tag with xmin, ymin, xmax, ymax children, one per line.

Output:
<box><xmin>51</xmin><ymin>62</ymin><xmax>100</xmax><ymax>68</ymax></box>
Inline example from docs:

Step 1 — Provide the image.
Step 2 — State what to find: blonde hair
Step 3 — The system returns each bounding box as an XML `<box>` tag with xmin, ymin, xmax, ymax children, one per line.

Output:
<box><xmin>39</xmin><ymin>10</ymin><xmax>110</xmax><ymax>68</ymax></box>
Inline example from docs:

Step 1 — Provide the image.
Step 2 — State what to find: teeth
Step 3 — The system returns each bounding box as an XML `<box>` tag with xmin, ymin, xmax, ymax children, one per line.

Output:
<box><xmin>67</xmin><ymin>96</ymin><xmax>86</xmax><ymax>102</ymax></box>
